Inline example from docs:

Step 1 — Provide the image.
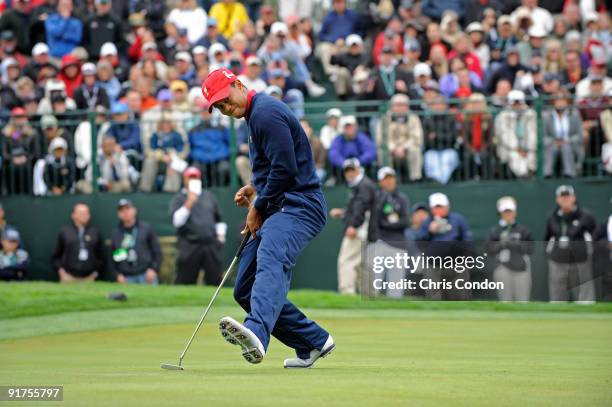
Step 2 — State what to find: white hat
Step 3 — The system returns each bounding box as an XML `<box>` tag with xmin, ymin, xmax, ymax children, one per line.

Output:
<box><xmin>414</xmin><ymin>62</ymin><xmax>432</xmax><ymax>77</ymax></box>
<box><xmin>584</xmin><ymin>11</ymin><xmax>599</xmax><ymax>24</ymax></box>
<box><xmin>339</xmin><ymin>115</ymin><xmax>357</xmax><ymax>128</ymax></box>
<box><xmin>342</xmin><ymin>158</ymin><xmax>361</xmax><ymax>170</ymax></box>
<box><xmin>48</xmin><ymin>137</ymin><xmax>68</xmax><ymax>153</ymax></box>
<box><xmin>353</xmin><ymin>70</ymin><xmax>369</xmax><ymax>82</ymax></box>
<box><xmin>192</xmin><ymin>45</ymin><xmax>207</xmax><ymax>55</ymax></box>
<box><xmin>497</xmin><ymin>196</ymin><xmax>517</xmax><ymax>212</ymax></box>
<box><xmin>175</xmin><ymin>51</ymin><xmax>192</xmax><ymax>63</ymax></box>
<box><xmin>466</xmin><ymin>22</ymin><xmax>484</xmax><ymax>33</ymax></box>
<box><xmin>346</xmin><ymin>34</ymin><xmax>363</xmax><ymax>47</ymax></box>
<box><xmin>377</xmin><ymin>166</ymin><xmax>396</xmax><ymax>181</ymax></box>
<box><xmin>142</xmin><ymin>42</ymin><xmax>157</xmax><ymax>51</ymax></box>
<box><xmin>265</xmin><ymin>85</ymin><xmax>283</xmax><ymax>96</ymax></box>
<box><xmin>246</xmin><ymin>55</ymin><xmax>262</xmax><ymax>66</ymax></box>
<box><xmin>209</xmin><ymin>42</ymin><xmax>227</xmax><ymax>56</ymax></box>
<box><xmin>508</xmin><ymin>89</ymin><xmax>525</xmax><ymax>104</ymax></box>
<box><xmin>429</xmin><ymin>192</ymin><xmax>449</xmax><ymax>208</ymax></box>
<box><xmin>100</xmin><ymin>42</ymin><xmax>118</xmax><ymax>56</ymax></box>
<box><xmin>326</xmin><ymin>108</ymin><xmax>342</xmax><ymax>118</ymax></box>
<box><xmin>271</xmin><ymin>22</ymin><xmax>289</xmax><ymax>36</ymax></box>
<box><xmin>81</xmin><ymin>62</ymin><xmax>96</xmax><ymax>75</ymax></box>
<box><xmin>32</xmin><ymin>42</ymin><xmax>50</xmax><ymax>56</ymax></box>
<box><xmin>528</xmin><ymin>26</ymin><xmax>546</xmax><ymax>38</ymax></box>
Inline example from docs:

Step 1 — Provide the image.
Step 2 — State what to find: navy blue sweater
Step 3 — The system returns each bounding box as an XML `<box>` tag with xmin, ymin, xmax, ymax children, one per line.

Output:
<box><xmin>246</xmin><ymin>93</ymin><xmax>320</xmax><ymax>214</ymax></box>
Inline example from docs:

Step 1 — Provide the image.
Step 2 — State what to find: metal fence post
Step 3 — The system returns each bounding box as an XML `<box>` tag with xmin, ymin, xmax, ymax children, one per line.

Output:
<box><xmin>534</xmin><ymin>95</ymin><xmax>545</xmax><ymax>179</ymax></box>
<box><xmin>229</xmin><ymin>117</ymin><xmax>238</xmax><ymax>188</ymax></box>
<box><xmin>90</xmin><ymin>111</ymin><xmax>99</xmax><ymax>192</ymax></box>
<box><xmin>380</xmin><ymin>101</ymin><xmax>389</xmax><ymax>167</ymax></box>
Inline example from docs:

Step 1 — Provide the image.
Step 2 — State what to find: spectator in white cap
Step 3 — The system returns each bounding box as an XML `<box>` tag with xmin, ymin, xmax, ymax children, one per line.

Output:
<box><xmin>488</xmin><ymin>196</ymin><xmax>534</xmax><ymax>301</ymax></box>
<box><xmin>208</xmin><ymin>42</ymin><xmax>228</xmax><ymax>71</ymax></box>
<box><xmin>409</xmin><ymin>62</ymin><xmax>433</xmax><ymax>100</ymax></box>
<box><xmin>517</xmin><ymin>26</ymin><xmax>547</xmax><ymax>66</ymax></box>
<box><xmin>329</xmin><ymin>157</ymin><xmax>378</xmax><ymax>294</ymax></box>
<box><xmin>415</xmin><ymin>192</ymin><xmax>474</xmax><ymax>300</ymax></box>
<box><xmin>371</xmin><ymin>166</ymin><xmax>410</xmax><ymax>298</ymax></box>
<box><xmin>328</xmin><ymin>34</ymin><xmax>368</xmax><ymax>99</ymax></box>
<box><xmin>73</xmin><ymin>62</ymin><xmax>110</xmax><ymax>111</ymax></box>
<box><xmin>510</xmin><ymin>0</ymin><xmax>553</xmax><ymax>35</ymax></box>
<box><xmin>43</xmin><ymin>136</ymin><xmax>75</xmax><ymax>196</ymax></box>
<box><xmin>466</xmin><ymin>22</ymin><xmax>489</xmax><ymax>70</ymax></box>
<box><xmin>328</xmin><ymin>115</ymin><xmax>377</xmax><ymax>176</ymax></box>
<box><xmin>166</xmin><ymin>0</ymin><xmax>208</xmax><ymax>45</ymax></box>
<box><xmin>23</xmin><ymin>43</ymin><xmax>50</xmax><ymax>81</ymax></box>
<box><xmin>376</xmin><ymin>93</ymin><xmax>423</xmax><ymax>182</ymax></box>
<box><xmin>192</xmin><ymin>45</ymin><xmax>208</xmax><ymax>69</ymax></box>
<box><xmin>495</xmin><ymin>89</ymin><xmax>537</xmax><ymax>178</ymax></box>
<box><xmin>320</xmin><ymin>108</ymin><xmax>342</xmax><ymax>150</ymax></box>
<box><xmin>0</xmin><ymin>228</ymin><xmax>29</xmax><ymax>281</ymax></box>
<box><xmin>237</xmin><ymin>56</ymin><xmax>266</xmax><ymax>92</ymax></box>
<box><xmin>174</xmin><ymin>51</ymin><xmax>195</xmax><ymax>84</ymax></box>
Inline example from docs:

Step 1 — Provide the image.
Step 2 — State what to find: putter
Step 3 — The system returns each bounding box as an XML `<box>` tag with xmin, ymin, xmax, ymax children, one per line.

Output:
<box><xmin>161</xmin><ymin>231</ymin><xmax>251</xmax><ymax>371</ymax></box>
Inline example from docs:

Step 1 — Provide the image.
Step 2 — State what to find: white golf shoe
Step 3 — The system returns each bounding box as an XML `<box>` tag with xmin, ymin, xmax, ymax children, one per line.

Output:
<box><xmin>283</xmin><ymin>335</ymin><xmax>335</xmax><ymax>369</ymax></box>
<box><xmin>219</xmin><ymin>316</ymin><xmax>265</xmax><ymax>364</ymax></box>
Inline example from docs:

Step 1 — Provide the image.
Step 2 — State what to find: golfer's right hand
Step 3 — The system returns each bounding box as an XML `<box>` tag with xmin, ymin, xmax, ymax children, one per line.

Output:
<box><xmin>235</xmin><ymin>184</ymin><xmax>256</xmax><ymax>208</ymax></box>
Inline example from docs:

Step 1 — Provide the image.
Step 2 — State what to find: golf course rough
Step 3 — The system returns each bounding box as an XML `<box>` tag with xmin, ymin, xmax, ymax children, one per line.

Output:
<box><xmin>1</xmin><ymin>283</ymin><xmax>611</xmax><ymax>407</ymax></box>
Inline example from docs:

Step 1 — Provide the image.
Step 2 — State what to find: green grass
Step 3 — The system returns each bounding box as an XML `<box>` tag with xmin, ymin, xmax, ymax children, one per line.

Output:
<box><xmin>1</xmin><ymin>283</ymin><xmax>611</xmax><ymax>406</ymax></box>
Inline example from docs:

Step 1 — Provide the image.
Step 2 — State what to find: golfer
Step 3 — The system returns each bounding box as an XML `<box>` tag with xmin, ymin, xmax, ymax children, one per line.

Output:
<box><xmin>202</xmin><ymin>68</ymin><xmax>335</xmax><ymax>368</ymax></box>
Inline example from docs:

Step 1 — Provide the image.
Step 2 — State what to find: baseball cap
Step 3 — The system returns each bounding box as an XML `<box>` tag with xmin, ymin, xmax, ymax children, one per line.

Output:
<box><xmin>41</xmin><ymin>114</ymin><xmax>58</xmax><ymax>130</ymax></box>
<box><xmin>326</xmin><ymin>108</ymin><xmax>342</xmax><ymax>118</ymax></box>
<box><xmin>95</xmin><ymin>0</ymin><xmax>110</xmax><ymax>4</ymax></box>
<box><xmin>178</xmin><ymin>28</ymin><xmax>188</xmax><ymax>37</ymax></box>
<box><xmin>207</xmin><ymin>17</ymin><xmax>218</xmax><ymax>27</ymax></box>
<box><xmin>192</xmin><ymin>45</ymin><xmax>207</xmax><ymax>55</ymax></box>
<box><xmin>555</xmin><ymin>185</ymin><xmax>575</xmax><ymax>197</ymax></box>
<box><xmin>117</xmin><ymin>198</ymin><xmax>133</xmax><ymax>209</ymax></box>
<box><xmin>246</xmin><ymin>56</ymin><xmax>262</xmax><ymax>66</ymax></box>
<box><xmin>411</xmin><ymin>202</ymin><xmax>428</xmax><ymax>213</ymax></box>
<box><xmin>10</xmin><ymin>107</ymin><xmax>26</xmax><ymax>117</ymax></box>
<box><xmin>339</xmin><ymin>115</ymin><xmax>357</xmax><ymax>128</ymax></box>
<box><xmin>497</xmin><ymin>196</ymin><xmax>517</xmax><ymax>213</ymax></box>
<box><xmin>265</xmin><ymin>85</ymin><xmax>283</xmax><ymax>96</ymax></box>
<box><xmin>2</xmin><ymin>228</ymin><xmax>20</xmax><ymax>242</ymax></box>
<box><xmin>583</xmin><ymin>11</ymin><xmax>598</xmax><ymax>24</ymax></box>
<box><xmin>111</xmin><ymin>102</ymin><xmax>129</xmax><ymax>114</ymax></box>
<box><xmin>381</xmin><ymin>45</ymin><xmax>394</xmax><ymax>54</ymax></box>
<box><xmin>1</xmin><ymin>30</ymin><xmax>15</xmax><ymax>41</ymax></box>
<box><xmin>404</xmin><ymin>38</ymin><xmax>421</xmax><ymax>52</ymax></box>
<box><xmin>429</xmin><ymin>192</ymin><xmax>449</xmax><ymax>208</ymax></box>
<box><xmin>100</xmin><ymin>42</ymin><xmax>118</xmax><ymax>56</ymax></box>
<box><xmin>505</xmin><ymin>45</ymin><xmax>519</xmax><ymax>57</ymax></box>
<box><xmin>414</xmin><ymin>62</ymin><xmax>431</xmax><ymax>77</ymax></box>
<box><xmin>170</xmin><ymin>80</ymin><xmax>188</xmax><ymax>92</ymax></box>
<box><xmin>157</xmin><ymin>89</ymin><xmax>173</xmax><ymax>102</ymax></box>
<box><xmin>175</xmin><ymin>51</ymin><xmax>192</xmax><ymax>63</ymax></box>
<box><xmin>508</xmin><ymin>90</ymin><xmax>525</xmax><ymax>104</ymax></box>
<box><xmin>466</xmin><ymin>22</ymin><xmax>484</xmax><ymax>33</ymax></box>
<box><xmin>528</xmin><ymin>26</ymin><xmax>546</xmax><ymax>38</ymax></box>
<box><xmin>202</xmin><ymin>68</ymin><xmax>237</xmax><ymax>113</ymax></box>
<box><xmin>209</xmin><ymin>42</ymin><xmax>227</xmax><ymax>56</ymax></box>
<box><xmin>377</xmin><ymin>166</ymin><xmax>396</xmax><ymax>181</ymax></box>
<box><xmin>497</xmin><ymin>15</ymin><xmax>512</xmax><ymax>26</ymax></box>
<box><xmin>591</xmin><ymin>59</ymin><xmax>607</xmax><ymax>69</ymax></box>
<box><xmin>268</xmin><ymin>68</ymin><xmax>285</xmax><ymax>78</ymax></box>
<box><xmin>81</xmin><ymin>62</ymin><xmax>96</xmax><ymax>76</ymax></box>
<box><xmin>142</xmin><ymin>42</ymin><xmax>157</xmax><ymax>52</ymax></box>
<box><xmin>183</xmin><ymin>166</ymin><xmax>202</xmax><ymax>178</ymax></box>
<box><xmin>32</xmin><ymin>42</ymin><xmax>50</xmax><ymax>56</ymax></box>
<box><xmin>49</xmin><ymin>137</ymin><xmax>68</xmax><ymax>152</ymax></box>
<box><xmin>543</xmin><ymin>72</ymin><xmax>560</xmax><ymax>83</ymax></box>
<box><xmin>271</xmin><ymin>22</ymin><xmax>289</xmax><ymax>36</ymax></box>
<box><xmin>346</xmin><ymin>34</ymin><xmax>363</xmax><ymax>47</ymax></box>
<box><xmin>3</xmin><ymin>57</ymin><xmax>19</xmax><ymax>68</ymax></box>
<box><xmin>342</xmin><ymin>158</ymin><xmax>360</xmax><ymax>170</ymax></box>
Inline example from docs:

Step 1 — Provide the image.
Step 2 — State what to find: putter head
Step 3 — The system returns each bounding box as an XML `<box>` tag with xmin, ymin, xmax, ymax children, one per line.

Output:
<box><xmin>161</xmin><ymin>363</ymin><xmax>184</xmax><ymax>371</ymax></box>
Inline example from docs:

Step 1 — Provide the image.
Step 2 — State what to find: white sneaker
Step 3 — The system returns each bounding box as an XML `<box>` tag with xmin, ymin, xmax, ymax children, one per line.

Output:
<box><xmin>283</xmin><ymin>335</ymin><xmax>335</xmax><ymax>369</ymax></box>
<box><xmin>305</xmin><ymin>80</ymin><xmax>326</xmax><ymax>98</ymax></box>
<box><xmin>219</xmin><ymin>316</ymin><xmax>265</xmax><ymax>364</ymax></box>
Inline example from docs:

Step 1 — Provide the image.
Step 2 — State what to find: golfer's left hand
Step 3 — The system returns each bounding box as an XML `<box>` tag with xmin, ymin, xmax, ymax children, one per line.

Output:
<box><xmin>144</xmin><ymin>268</ymin><xmax>157</xmax><ymax>283</ymax></box>
<box><xmin>243</xmin><ymin>206</ymin><xmax>263</xmax><ymax>238</ymax></box>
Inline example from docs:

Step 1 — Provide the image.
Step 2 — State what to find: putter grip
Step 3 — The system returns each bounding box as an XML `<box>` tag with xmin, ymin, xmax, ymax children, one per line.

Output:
<box><xmin>235</xmin><ymin>232</ymin><xmax>251</xmax><ymax>258</ymax></box>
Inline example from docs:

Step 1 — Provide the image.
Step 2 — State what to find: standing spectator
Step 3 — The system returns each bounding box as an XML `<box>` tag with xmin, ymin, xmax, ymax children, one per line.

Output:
<box><xmin>0</xmin><ymin>0</ymin><xmax>31</xmax><ymax>54</ymax></box>
<box><xmin>208</xmin><ymin>0</ymin><xmax>250</xmax><ymax>39</ymax></box>
<box><xmin>319</xmin><ymin>108</ymin><xmax>342</xmax><ymax>151</ymax></box>
<box><xmin>169</xmin><ymin>167</ymin><xmax>225</xmax><ymax>285</ymax></box>
<box><xmin>330</xmin><ymin>158</ymin><xmax>377</xmax><ymax>295</ymax></box>
<box><xmin>82</xmin><ymin>0</ymin><xmax>125</xmax><ymax>60</ymax></box>
<box><xmin>415</xmin><ymin>192</ymin><xmax>474</xmax><ymax>300</ymax></box>
<box><xmin>376</xmin><ymin>93</ymin><xmax>423</xmax><ymax>183</ymax></box>
<box><xmin>543</xmin><ymin>89</ymin><xmax>583</xmax><ymax>178</ymax></box>
<box><xmin>187</xmin><ymin>102</ymin><xmax>230</xmax><ymax>187</ymax></box>
<box><xmin>97</xmin><ymin>136</ymin><xmax>132</xmax><ymax>192</ymax></box>
<box><xmin>43</xmin><ymin>137</ymin><xmax>75</xmax><ymax>195</ymax></box>
<box><xmin>328</xmin><ymin>115</ymin><xmax>376</xmax><ymax>175</ymax></box>
<box><xmin>488</xmin><ymin>196</ymin><xmax>534</xmax><ymax>302</ymax></box>
<box><xmin>52</xmin><ymin>203</ymin><xmax>103</xmax><ymax>282</ymax></box>
<box><xmin>44</xmin><ymin>0</ymin><xmax>83</xmax><ymax>58</ymax></box>
<box><xmin>372</xmin><ymin>167</ymin><xmax>410</xmax><ymax>298</ymax></box>
<box><xmin>0</xmin><ymin>228</ymin><xmax>29</xmax><ymax>281</ymax></box>
<box><xmin>73</xmin><ymin>63</ymin><xmax>110</xmax><ymax>111</ymax></box>
<box><xmin>422</xmin><ymin>95</ymin><xmax>459</xmax><ymax>184</ymax></box>
<box><xmin>545</xmin><ymin>185</ymin><xmax>598</xmax><ymax>303</ymax></box>
<box><xmin>495</xmin><ymin>90</ymin><xmax>537</xmax><ymax>178</ymax></box>
<box><xmin>510</xmin><ymin>0</ymin><xmax>553</xmax><ymax>34</ymax></box>
<box><xmin>107</xmin><ymin>103</ymin><xmax>143</xmax><ymax>159</ymax></box>
<box><xmin>316</xmin><ymin>0</ymin><xmax>361</xmax><ymax>77</ymax></box>
<box><xmin>2</xmin><ymin>108</ymin><xmax>35</xmax><ymax>195</ymax></box>
<box><xmin>461</xmin><ymin>93</ymin><xmax>494</xmax><ymax>179</ymax></box>
<box><xmin>112</xmin><ymin>199</ymin><xmax>162</xmax><ymax>285</ymax></box>
<box><xmin>329</xmin><ymin>34</ymin><xmax>367</xmax><ymax>99</ymax></box>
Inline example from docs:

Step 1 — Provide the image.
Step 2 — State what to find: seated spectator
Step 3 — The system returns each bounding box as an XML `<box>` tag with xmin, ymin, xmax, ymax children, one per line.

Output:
<box><xmin>371</xmin><ymin>18</ymin><xmax>404</xmax><ymax>67</ymax></box>
<box><xmin>398</xmin><ymin>38</ymin><xmax>421</xmax><ymax>73</ymax></box>
<box><xmin>466</xmin><ymin>22</ymin><xmax>489</xmax><ymax>71</ymax></box>
<box><xmin>0</xmin><ymin>228</ymin><xmax>29</xmax><ymax>281</ymax></box>
<box><xmin>73</xmin><ymin>63</ymin><xmax>110</xmax><ymax>111</ymax></box>
<box><xmin>0</xmin><ymin>0</ymin><xmax>30</xmax><ymax>54</ymax></box>
<box><xmin>0</xmin><ymin>59</ymin><xmax>23</xmax><ymax>111</ymax></box>
<box><xmin>408</xmin><ymin>63</ymin><xmax>433</xmax><ymax>102</ymax></box>
<box><xmin>543</xmin><ymin>89</ymin><xmax>583</xmax><ymax>178</ymax></box>
<box><xmin>43</xmin><ymin>137</ymin><xmax>75</xmax><ymax>195</ymax></box>
<box><xmin>37</xmin><ymin>79</ymin><xmax>77</xmax><ymax>115</ymax></box>
<box><xmin>560</xmin><ymin>50</ymin><xmax>586</xmax><ymax>94</ymax></box>
<box><xmin>52</xmin><ymin>203</ymin><xmax>102</xmax><ymax>282</ymax></box>
<box><xmin>486</xmin><ymin>46</ymin><xmax>528</xmax><ymax>95</ymax></box>
<box><xmin>44</xmin><ymin>0</ymin><xmax>83</xmax><ymax>58</ymax></box>
<box><xmin>169</xmin><ymin>80</ymin><xmax>190</xmax><ymax>111</ymax></box>
<box><xmin>495</xmin><ymin>90</ymin><xmax>537</xmax><ymax>178</ymax></box>
<box><xmin>460</xmin><ymin>93</ymin><xmax>494</xmax><ymax>180</ymax></box>
<box><xmin>23</xmin><ymin>42</ymin><xmax>51</xmax><ymax>82</ymax></box>
<box><xmin>208</xmin><ymin>0</ymin><xmax>249</xmax><ymax>39</ymax></box>
<box><xmin>490</xmin><ymin>78</ymin><xmax>512</xmax><ymax>109</ymax></box>
<box><xmin>35</xmin><ymin>114</ymin><xmax>73</xmax><ymax>160</ymax></box>
<box><xmin>196</xmin><ymin>18</ymin><xmax>229</xmax><ymax>49</ymax></box>
<box><xmin>370</xmin><ymin>46</ymin><xmax>412</xmax><ymax>101</ymax></box>
<box><xmin>96</xmin><ymin>60</ymin><xmax>121</xmax><ymax>104</ymax></box>
<box><xmin>440</xmin><ymin>10</ymin><xmax>462</xmax><ymax>45</ymax></box>
<box><xmin>439</xmin><ymin>60</ymin><xmax>482</xmax><ymax>99</ymax></box>
<box><xmin>112</xmin><ymin>199</ymin><xmax>162</xmax><ymax>284</ymax></box>
<box><xmin>447</xmin><ymin>33</ymin><xmax>483</xmax><ymax>80</ymax></box>
<box><xmin>422</xmin><ymin>96</ymin><xmax>459</xmax><ymax>184</ymax></box>
<box><xmin>237</xmin><ymin>56</ymin><xmax>267</xmax><ymax>92</ymax></box>
<box><xmin>107</xmin><ymin>103</ymin><xmax>143</xmax><ymax>162</ymax></box>
<box><xmin>2</xmin><ymin>108</ymin><xmax>35</xmax><ymax>194</ymax></box>
<box><xmin>376</xmin><ymin>94</ymin><xmax>423</xmax><ymax>182</ymax></box>
<box><xmin>421</xmin><ymin>22</ymin><xmax>451</xmax><ymax>62</ymax></box>
<box><xmin>575</xmin><ymin>59</ymin><xmax>612</xmax><ymax>100</ymax></box>
<box><xmin>174</xmin><ymin>52</ymin><xmax>196</xmax><ymax>86</ymax></box>
<box><xmin>208</xmin><ymin>42</ymin><xmax>229</xmax><ymax>71</ymax></box>
<box><xmin>0</xmin><ymin>30</ymin><xmax>27</xmax><ymax>67</ymax></box>
<box><xmin>188</xmin><ymin>101</ymin><xmax>230</xmax><ymax>187</ymax></box>
<box><xmin>139</xmin><ymin>114</ymin><xmax>187</xmax><ymax>192</ymax></box>
<box><xmin>300</xmin><ymin>118</ymin><xmax>326</xmax><ymax>182</ymax></box>
<box><xmin>328</xmin><ymin>115</ymin><xmax>376</xmax><ymax>174</ymax></box>
<box><xmin>97</xmin><ymin>136</ymin><xmax>132</xmax><ymax>193</ymax></box>
<box><xmin>511</xmin><ymin>0</ymin><xmax>553</xmax><ymax>34</ymax></box>
<box><xmin>543</xmin><ymin>39</ymin><xmax>564</xmax><ymax>74</ymax></box>
<box><xmin>329</xmin><ymin>34</ymin><xmax>367</xmax><ymax>99</ymax></box>
<box><xmin>320</xmin><ymin>108</ymin><xmax>342</xmax><ymax>151</ymax></box>
<box><xmin>577</xmin><ymin>76</ymin><xmax>608</xmax><ymax>164</ymax></box>
<box><xmin>266</xmin><ymin>70</ymin><xmax>305</xmax><ymax>118</ymax></box>
<box><xmin>517</xmin><ymin>26</ymin><xmax>546</xmax><ymax>66</ymax></box>
<box><xmin>57</xmin><ymin>55</ymin><xmax>82</xmax><ymax>99</ymax></box>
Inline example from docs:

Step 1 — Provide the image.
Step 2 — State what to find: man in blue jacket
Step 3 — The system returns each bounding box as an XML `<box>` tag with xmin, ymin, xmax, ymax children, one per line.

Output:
<box><xmin>45</xmin><ymin>0</ymin><xmax>83</xmax><ymax>58</ymax></box>
<box><xmin>328</xmin><ymin>115</ymin><xmax>377</xmax><ymax>174</ymax></box>
<box><xmin>203</xmin><ymin>68</ymin><xmax>334</xmax><ymax>368</ymax></box>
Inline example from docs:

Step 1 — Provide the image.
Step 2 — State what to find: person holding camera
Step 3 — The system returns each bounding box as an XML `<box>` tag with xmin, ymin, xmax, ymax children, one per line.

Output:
<box><xmin>487</xmin><ymin>196</ymin><xmax>533</xmax><ymax>301</ymax></box>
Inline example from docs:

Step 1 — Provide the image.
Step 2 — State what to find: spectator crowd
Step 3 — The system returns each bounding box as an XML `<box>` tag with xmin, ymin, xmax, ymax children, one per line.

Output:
<box><xmin>0</xmin><ymin>0</ymin><xmax>610</xmax><ymax>195</ymax></box>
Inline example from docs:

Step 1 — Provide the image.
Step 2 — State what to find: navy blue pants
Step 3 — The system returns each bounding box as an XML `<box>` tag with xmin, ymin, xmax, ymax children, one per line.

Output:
<box><xmin>234</xmin><ymin>191</ymin><xmax>330</xmax><ymax>358</ymax></box>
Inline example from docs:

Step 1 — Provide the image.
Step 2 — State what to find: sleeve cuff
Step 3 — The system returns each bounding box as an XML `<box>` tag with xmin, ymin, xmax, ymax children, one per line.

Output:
<box><xmin>253</xmin><ymin>197</ymin><xmax>267</xmax><ymax>212</ymax></box>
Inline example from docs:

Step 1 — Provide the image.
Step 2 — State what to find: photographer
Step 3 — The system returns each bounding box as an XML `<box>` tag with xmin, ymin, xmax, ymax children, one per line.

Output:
<box><xmin>487</xmin><ymin>196</ymin><xmax>533</xmax><ymax>301</ymax></box>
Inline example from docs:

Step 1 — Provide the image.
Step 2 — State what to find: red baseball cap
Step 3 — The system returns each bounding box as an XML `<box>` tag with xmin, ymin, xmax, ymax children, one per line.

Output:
<box><xmin>10</xmin><ymin>107</ymin><xmax>27</xmax><ymax>117</ymax></box>
<box><xmin>202</xmin><ymin>68</ymin><xmax>237</xmax><ymax>113</ymax></box>
<box><xmin>183</xmin><ymin>166</ymin><xmax>202</xmax><ymax>178</ymax></box>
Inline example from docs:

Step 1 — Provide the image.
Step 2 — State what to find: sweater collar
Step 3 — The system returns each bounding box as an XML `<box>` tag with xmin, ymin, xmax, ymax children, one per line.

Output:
<box><xmin>245</xmin><ymin>90</ymin><xmax>257</xmax><ymax>119</ymax></box>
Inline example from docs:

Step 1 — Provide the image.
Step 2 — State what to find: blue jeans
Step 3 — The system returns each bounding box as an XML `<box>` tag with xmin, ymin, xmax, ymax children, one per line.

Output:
<box><xmin>125</xmin><ymin>273</ymin><xmax>158</xmax><ymax>285</ymax></box>
<box><xmin>424</xmin><ymin>149</ymin><xmax>459</xmax><ymax>184</ymax></box>
<box><xmin>233</xmin><ymin>191</ymin><xmax>330</xmax><ymax>358</ymax></box>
